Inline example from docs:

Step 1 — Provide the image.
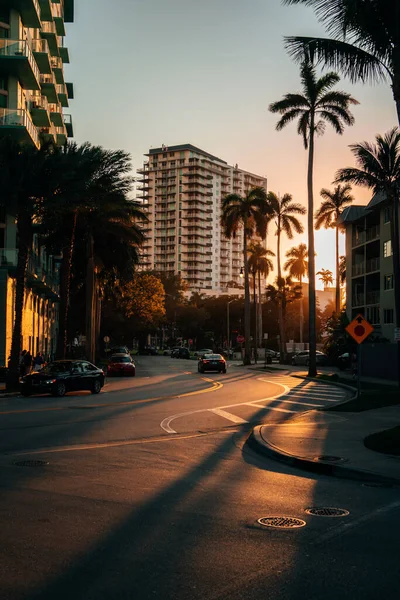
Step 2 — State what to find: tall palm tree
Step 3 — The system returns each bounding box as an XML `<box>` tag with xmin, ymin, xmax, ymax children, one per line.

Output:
<box><xmin>335</xmin><ymin>127</ymin><xmax>400</xmax><ymax>384</ymax></box>
<box><xmin>339</xmin><ymin>255</ymin><xmax>346</xmax><ymax>285</ymax></box>
<box><xmin>315</xmin><ymin>184</ymin><xmax>354</xmax><ymax>313</ymax></box>
<box><xmin>267</xmin><ymin>192</ymin><xmax>305</xmax><ymax>360</ymax></box>
<box><xmin>317</xmin><ymin>268</ymin><xmax>334</xmax><ymax>287</ymax></box>
<box><xmin>0</xmin><ymin>138</ymin><xmax>54</xmax><ymax>389</ymax></box>
<box><xmin>248</xmin><ymin>243</ymin><xmax>275</xmax><ymax>347</ymax></box>
<box><xmin>284</xmin><ymin>243</ymin><xmax>308</xmax><ymax>343</ymax></box>
<box><xmin>283</xmin><ymin>0</ymin><xmax>400</xmax><ymax>124</ymax></box>
<box><xmin>269</xmin><ymin>60</ymin><xmax>358</xmax><ymax>376</ymax></box>
<box><xmin>221</xmin><ymin>187</ymin><xmax>271</xmax><ymax>365</ymax></box>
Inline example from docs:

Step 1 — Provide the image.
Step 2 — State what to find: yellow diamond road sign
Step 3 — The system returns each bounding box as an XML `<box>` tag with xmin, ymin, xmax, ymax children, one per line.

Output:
<box><xmin>346</xmin><ymin>314</ymin><xmax>374</xmax><ymax>344</ymax></box>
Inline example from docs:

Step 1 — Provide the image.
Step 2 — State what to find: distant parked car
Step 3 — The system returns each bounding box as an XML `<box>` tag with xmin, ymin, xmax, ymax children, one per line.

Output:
<box><xmin>110</xmin><ymin>346</ymin><xmax>130</xmax><ymax>355</ymax></box>
<box><xmin>20</xmin><ymin>360</ymin><xmax>105</xmax><ymax>397</ymax></box>
<box><xmin>292</xmin><ymin>351</ymin><xmax>328</xmax><ymax>366</ymax></box>
<box><xmin>198</xmin><ymin>354</ymin><xmax>227</xmax><ymax>374</ymax></box>
<box><xmin>194</xmin><ymin>348</ymin><xmax>213</xmax><ymax>357</ymax></box>
<box><xmin>107</xmin><ymin>354</ymin><xmax>136</xmax><ymax>377</ymax></box>
<box><xmin>172</xmin><ymin>347</ymin><xmax>190</xmax><ymax>359</ymax></box>
<box><xmin>336</xmin><ymin>352</ymin><xmax>351</xmax><ymax>371</ymax></box>
<box><xmin>140</xmin><ymin>346</ymin><xmax>158</xmax><ymax>355</ymax></box>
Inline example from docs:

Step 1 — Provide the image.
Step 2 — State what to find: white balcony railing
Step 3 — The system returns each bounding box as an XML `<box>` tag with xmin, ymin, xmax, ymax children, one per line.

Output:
<box><xmin>41</xmin><ymin>21</ymin><xmax>57</xmax><ymax>35</ymax></box>
<box><xmin>30</xmin><ymin>90</ymin><xmax>49</xmax><ymax>111</ymax></box>
<box><xmin>0</xmin><ymin>108</ymin><xmax>39</xmax><ymax>147</ymax></box>
<box><xmin>0</xmin><ymin>39</ymin><xmax>40</xmax><ymax>83</ymax></box>
<box><xmin>31</xmin><ymin>38</ymin><xmax>49</xmax><ymax>54</ymax></box>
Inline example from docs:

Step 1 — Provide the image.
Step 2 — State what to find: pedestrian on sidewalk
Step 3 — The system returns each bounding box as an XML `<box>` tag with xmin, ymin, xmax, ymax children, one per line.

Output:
<box><xmin>32</xmin><ymin>351</ymin><xmax>45</xmax><ymax>372</ymax></box>
<box><xmin>19</xmin><ymin>350</ymin><xmax>26</xmax><ymax>377</ymax></box>
<box><xmin>23</xmin><ymin>351</ymin><xmax>32</xmax><ymax>375</ymax></box>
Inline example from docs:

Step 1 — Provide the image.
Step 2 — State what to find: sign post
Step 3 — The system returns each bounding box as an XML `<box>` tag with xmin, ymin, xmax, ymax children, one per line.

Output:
<box><xmin>345</xmin><ymin>314</ymin><xmax>374</xmax><ymax>398</ymax></box>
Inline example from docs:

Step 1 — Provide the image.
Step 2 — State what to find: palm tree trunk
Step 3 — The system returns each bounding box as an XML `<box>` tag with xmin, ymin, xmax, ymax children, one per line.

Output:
<box><xmin>243</xmin><ymin>227</ymin><xmax>251</xmax><ymax>365</ymax></box>
<box><xmin>299</xmin><ymin>275</ymin><xmax>303</xmax><ymax>344</ymax></box>
<box><xmin>335</xmin><ymin>224</ymin><xmax>340</xmax><ymax>313</ymax></box>
<box><xmin>258</xmin><ymin>270</ymin><xmax>263</xmax><ymax>347</ymax></box>
<box><xmin>390</xmin><ymin>193</ymin><xmax>400</xmax><ymax>387</ymax></box>
<box><xmin>86</xmin><ymin>233</ymin><xmax>96</xmax><ymax>363</ymax></box>
<box><xmin>7</xmin><ymin>213</ymin><xmax>32</xmax><ymax>390</ymax></box>
<box><xmin>307</xmin><ymin>121</ymin><xmax>317</xmax><ymax>377</ymax></box>
<box><xmin>253</xmin><ymin>270</ymin><xmax>258</xmax><ymax>363</ymax></box>
<box><xmin>56</xmin><ymin>211</ymin><xmax>77</xmax><ymax>360</ymax></box>
<box><xmin>277</xmin><ymin>228</ymin><xmax>285</xmax><ymax>363</ymax></box>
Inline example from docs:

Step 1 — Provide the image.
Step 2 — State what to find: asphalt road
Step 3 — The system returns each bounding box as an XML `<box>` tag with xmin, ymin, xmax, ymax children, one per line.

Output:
<box><xmin>1</xmin><ymin>356</ymin><xmax>399</xmax><ymax>600</ymax></box>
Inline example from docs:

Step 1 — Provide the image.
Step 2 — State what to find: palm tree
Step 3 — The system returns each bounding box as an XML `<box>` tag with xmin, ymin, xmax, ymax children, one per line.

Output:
<box><xmin>283</xmin><ymin>0</ymin><xmax>400</xmax><ymax>124</ymax></box>
<box><xmin>315</xmin><ymin>184</ymin><xmax>354</xmax><ymax>313</ymax></box>
<box><xmin>339</xmin><ymin>255</ymin><xmax>346</xmax><ymax>285</ymax></box>
<box><xmin>269</xmin><ymin>60</ymin><xmax>358</xmax><ymax>376</ymax></box>
<box><xmin>221</xmin><ymin>187</ymin><xmax>271</xmax><ymax>365</ymax></box>
<box><xmin>248</xmin><ymin>243</ymin><xmax>275</xmax><ymax>347</ymax></box>
<box><xmin>0</xmin><ymin>138</ymin><xmax>54</xmax><ymax>389</ymax></box>
<box><xmin>317</xmin><ymin>269</ymin><xmax>334</xmax><ymax>287</ymax></box>
<box><xmin>284</xmin><ymin>243</ymin><xmax>308</xmax><ymax>343</ymax></box>
<box><xmin>335</xmin><ymin>127</ymin><xmax>400</xmax><ymax>384</ymax></box>
<box><xmin>267</xmin><ymin>192</ymin><xmax>305</xmax><ymax>360</ymax></box>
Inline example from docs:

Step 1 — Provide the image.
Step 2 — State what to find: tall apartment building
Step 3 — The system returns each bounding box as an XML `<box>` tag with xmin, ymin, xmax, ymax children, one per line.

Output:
<box><xmin>0</xmin><ymin>1</ymin><xmax>74</xmax><ymax>366</ymax></box>
<box><xmin>137</xmin><ymin>144</ymin><xmax>267</xmax><ymax>293</ymax></box>
<box><xmin>340</xmin><ymin>192</ymin><xmax>398</xmax><ymax>342</ymax></box>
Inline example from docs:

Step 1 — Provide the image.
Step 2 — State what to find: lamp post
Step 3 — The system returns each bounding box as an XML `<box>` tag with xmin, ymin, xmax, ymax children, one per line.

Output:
<box><xmin>227</xmin><ymin>299</ymin><xmax>237</xmax><ymax>358</ymax></box>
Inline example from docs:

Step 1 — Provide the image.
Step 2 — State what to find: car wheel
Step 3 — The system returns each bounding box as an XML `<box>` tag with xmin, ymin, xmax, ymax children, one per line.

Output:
<box><xmin>92</xmin><ymin>379</ymin><xmax>102</xmax><ymax>394</ymax></box>
<box><xmin>54</xmin><ymin>382</ymin><xmax>66</xmax><ymax>397</ymax></box>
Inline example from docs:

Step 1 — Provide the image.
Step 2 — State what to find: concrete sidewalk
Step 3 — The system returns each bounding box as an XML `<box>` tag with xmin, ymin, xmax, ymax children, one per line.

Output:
<box><xmin>249</xmin><ymin>405</ymin><xmax>400</xmax><ymax>485</ymax></box>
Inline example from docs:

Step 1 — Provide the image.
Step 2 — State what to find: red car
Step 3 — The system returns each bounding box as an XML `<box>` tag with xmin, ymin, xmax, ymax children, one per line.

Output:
<box><xmin>107</xmin><ymin>354</ymin><xmax>136</xmax><ymax>377</ymax></box>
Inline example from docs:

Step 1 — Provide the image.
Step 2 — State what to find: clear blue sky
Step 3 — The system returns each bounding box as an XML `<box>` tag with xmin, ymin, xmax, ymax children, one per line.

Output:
<box><xmin>65</xmin><ymin>0</ymin><xmax>397</xmax><ymax>288</ymax></box>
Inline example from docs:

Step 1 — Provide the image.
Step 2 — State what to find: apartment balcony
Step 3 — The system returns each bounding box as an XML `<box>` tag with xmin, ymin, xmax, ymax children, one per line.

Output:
<box><xmin>0</xmin><ymin>39</ymin><xmax>41</xmax><ymax>90</ymax></box>
<box><xmin>56</xmin><ymin>124</ymin><xmax>67</xmax><ymax>145</ymax></box>
<box><xmin>352</xmin><ymin>294</ymin><xmax>365</xmax><ymax>307</ymax></box>
<box><xmin>50</xmin><ymin>55</ymin><xmax>64</xmax><ymax>84</ymax></box>
<box><xmin>352</xmin><ymin>263</ymin><xmax>365</xmax><ymax>277</ymax></box>
<box><xmin>59</xmin><ymin>46</ymin><xmax>70</xmax><ymax>64</ymax></box>
<box><xmin>31</xmin><ymin>38</ymin><xmax>51</xmax><ymax>74</ymax></box>
<box><xmin>51</xmin><ymin>3</ymin><xmax>66</xmax><ymax>36</ymax></box>
<box><xmin>366</xmin><ymin>290</ymin><xmax>380</xmax><ymax>305</ymax></box>
<box><xmin>39</xmin><ymin>121</ymin><xmax>57</xmax><ymax>143</ymax></box>
<box><xmin>352</xmin><ymin>230</ymin><xmax>366</xmax><ymax>247</ymax></box>
<box><xmin>56</xmin><ymin>83</ymin><xmax>68</xmax><ymax>107</ymax></box>
<box><xmin>48</xmin><ymin>102</ymin><xmax>63</xmax><ymax>125</ymax></box>
<box><xmin>0</xmin><ymin>108</ymin><xmax>40</xmax><ymax>148</ymax></box>
<box><xmin>40</xmin><ymin>72</ymin><xmax>58</xmax><ymax>102</ymax></box>
<box><xmin>4</xmin><ymin>0</ymin><xmax>41</xmax><ymax>28</ymax></box>
<box><xmin>63</xmin><ymin>0</ymin><xmax>75</xmax><ymax>23</ymax></box>
<box><xmin>39</xmin><ymin>0</ymin><xmax>52</xmax><ymax>20</ymax></box>
<box><xmin>40</xmin><ymin>20</ymin><xmax>59</xmax><ymax>56</ymax></box>
<box><xmin>366</xmin><ymin>225</ymin><xmax>380</xmax><ymax>242</ymax></box>
<box><xmin>63</xmin><ymin>113</ymin><xmax>73</xmax><ymax>137</ymax></box>
<box><xmin>366</xmin><ymin>257</ymin><xmax>380</xmax><ymax>274</ymax></box>
<box><xmin>30</xmin><ymin>92</ymin><xmax>51</xmax><ymax>126</ymax></box>
<box><xmin>27</xmin><ymin>252</ymin><xmax>59</xmax><ymax>298</ymax></box>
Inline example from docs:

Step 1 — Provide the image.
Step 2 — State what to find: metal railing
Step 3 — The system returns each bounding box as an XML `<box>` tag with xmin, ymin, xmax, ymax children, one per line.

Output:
<box><xmin>41</xmin><ymin>21</ymin><xmax>57</xmax><ymax>35</ymax></box>
<box><xmin>40</xmin><ymin>72</ymin><xmax>56</xmax><ymax>85</ymax></box>
<box><xmin>352</xmin><ymin>294</ymin><xmax>365</xmax><ymax>307</ymax></box>
<box><xmin>352</xmin><ymin>263</ymin><xmax>365</xmax><ymax>276</ymax></box>
<box><xmin>352</xmin><ymin>231</ymin><xmax>366</xmax><ymax>246</ymax></box>
<box><xmin>366</xmin><ymin>291</ymin><xmax>380</xmax><ymax>305</ymax></box>
<box><xmin>31</xmin><ymin>38</ymin><xmax>49</xmax><ymax>53</ymax></box>
<box><xmin>30</xmin><ymin>90</ymin><xmax>49</xmax><ymax>111</ymax></box>
<box><xmin>366</xmin><ymin>225</ymin><xmax>380</xmax><ymax>242</ymax></box>
<box><xmin>0</xmin><ymin>108</ymin><xmax>39</xmax><ymax>147</ymax></box>
<box><xmin>0</xmin><ymin>39</ymin><xmax>40</xmax><ymax>83</ymax></box>
<box><xmin>366</xmin><ymin>257</ymin><xmax>380</xmax><ymax>273</ymax></box>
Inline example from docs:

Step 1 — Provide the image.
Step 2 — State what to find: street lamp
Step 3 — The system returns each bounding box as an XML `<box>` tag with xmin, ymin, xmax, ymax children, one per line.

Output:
<box><xmin>239</xmin><ymin>266</ymin><xmax>244</xmax><ymax>278</ymax></box>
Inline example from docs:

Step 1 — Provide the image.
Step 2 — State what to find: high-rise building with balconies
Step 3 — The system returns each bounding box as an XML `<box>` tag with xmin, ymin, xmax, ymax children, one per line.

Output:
<box><xmin>136</xmin><ymin>144</ymin><xmax>267</xmax><ymax>294</ymax></box>
<box><xmin>0</xmin><ymin>1</ymin><xmax>74</xmax><ymax>366</ymax></box>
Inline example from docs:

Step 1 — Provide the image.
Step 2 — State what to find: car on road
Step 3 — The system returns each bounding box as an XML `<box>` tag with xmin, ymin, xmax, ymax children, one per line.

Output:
<box><xmin>110</xmin><ymin>346</ymin><xmax>130</xmax><ymax>355</ymax></box>
<box><xmin>139</xmin><ymin>346</ymin><xmax>158</xmax><ymax>355</ymax></box>
<box><xmin>292</xmin><ymin>350</ymin><xmax>328</xmax><ymax>366</ymax></box>
<box><xmin>20</xmin><ymin>360</ymin><xmax>105</xmax><ymax>397</ymax></box>
<box><xmin>172</xmin><ymin>347</ymin><xmax>190</xmax><ymax>359</ymax></box>
<box><xmin>198</xmin><ymin>354</ymin><xmax>227</xmax><ymax>374</ymax></box>
<box><xmin>107</xmin><ymin>354</ymin><xmax>136</xmax><ymax>377</ymax></box>
<box><xmin>193</xmin><ymin>348</ymin><xmax>213</xmax><ymax>357</ymax></box>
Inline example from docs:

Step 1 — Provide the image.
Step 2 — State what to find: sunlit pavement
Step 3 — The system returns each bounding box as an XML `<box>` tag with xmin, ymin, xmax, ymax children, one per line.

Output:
<box><xmin>1</xmin><ymin>356</ymin><xmax>399</xmax><ymax>600</ymax></box>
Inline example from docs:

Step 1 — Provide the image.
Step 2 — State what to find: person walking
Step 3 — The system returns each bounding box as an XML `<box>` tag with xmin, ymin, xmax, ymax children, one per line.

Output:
<box><xmin>32</xmin><ymin>351</ymin><xmax>45</xmax><ymax>372</ymax></box>
<box><xmin>23</xmin><ymin>351</ymin><xmax>32</xmax><ymax>376</ymax></box>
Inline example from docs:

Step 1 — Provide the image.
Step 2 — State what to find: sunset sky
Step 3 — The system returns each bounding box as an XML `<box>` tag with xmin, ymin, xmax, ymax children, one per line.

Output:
<box><xmin>65</xmin><ymin>0</ymin><xmax>397</xmax><ymax>289</ymax></box>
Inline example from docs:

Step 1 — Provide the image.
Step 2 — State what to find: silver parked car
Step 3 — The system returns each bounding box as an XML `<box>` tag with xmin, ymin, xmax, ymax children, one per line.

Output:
<box><xmin>292</xmin><ymin>351</ymin><xmax>328</xmax><ymax>366</ymax></box>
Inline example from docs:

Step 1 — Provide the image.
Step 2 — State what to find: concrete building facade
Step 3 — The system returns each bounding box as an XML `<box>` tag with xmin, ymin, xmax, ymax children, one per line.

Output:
<box><xmin>0</xmin><ymin>0</ymin><xmax>74</xmax><ymax>366</ymax></box>
<box><xmin>137</xmin><ymin>144</ymin><xmax>267</xmax><ymax>294</ymax></box>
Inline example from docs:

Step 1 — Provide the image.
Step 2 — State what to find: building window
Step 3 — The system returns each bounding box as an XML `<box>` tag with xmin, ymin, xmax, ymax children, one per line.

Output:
<box><xmin>366</xmin><ymin>306</ymin><xmax>380</xmax><ymax>324</ymax></box>
<box><xmin>384</xmin><ymin>309</ymin><xmax>394</xmax><ymax>324</ymax></box>
<box><xmin>384</xmin><ymin>206</ymin><xmax>392</xmax><ymax>223</ymax></box>
<box><xmin>383</xmin><ymin>240</ymin><xmax>392</xmax><ymax>257</ymax></box>
<box><xmin>384</xmin><ymin>274</ymin><xmax>393</xmax><ymax>290</ymax></box>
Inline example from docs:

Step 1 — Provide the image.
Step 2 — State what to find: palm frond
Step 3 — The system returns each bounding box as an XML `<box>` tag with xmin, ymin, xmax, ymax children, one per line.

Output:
<box><xmin>335</xmin><ymin>167</ymin><xmax>380</xmax><ymax>190</ymax></box>
<box><xmin>275</xmin><ymin>109</ymin><xmax>307</xmax><ymax>132</ymax></box>
<box><xmin>269</xmin><ymin>94</ymin><xmax>310</xmax><ymax>113</ymax></box>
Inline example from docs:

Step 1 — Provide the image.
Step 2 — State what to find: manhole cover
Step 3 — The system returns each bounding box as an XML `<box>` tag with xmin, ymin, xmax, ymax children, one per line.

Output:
<box><xmin>305</xmin><ymin>507</ymin><xmax>349</xmax><ymax>517</ymax></box>
<box><xmin>315</xmin><ymin>455</ymin><xmax>347</xmax><ymax>463</ymax></box>
<box><xmin>13</xmin><ymin>460</ymin><xmax>49</xmax><ymax>467</ymax></box>
<box><xmin>258</xmin><ymin>516</ymin><xmax>306</xmax><ymax>529</ymax></box>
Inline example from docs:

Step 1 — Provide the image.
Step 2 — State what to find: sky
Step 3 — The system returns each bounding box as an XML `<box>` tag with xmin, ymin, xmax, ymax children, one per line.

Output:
<box><xmin>64</xmin><ymin>0</ymin><xmax>397</xmax><ymax>289</ymax></box>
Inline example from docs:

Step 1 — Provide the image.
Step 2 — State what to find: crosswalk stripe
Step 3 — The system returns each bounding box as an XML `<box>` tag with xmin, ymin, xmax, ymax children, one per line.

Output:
<box><xmin>267</xmin><ymin>398</ymin><xmax>325</xmax><ymax>408</ymax></box>
<box><xmin>247</xmin><ymin>403</ymin><xmax>297</xmax><ymax>414</ymax></box>
<box><xmin>208</xmin><ymin>408</ymin><xmax>248</xmax><ymax>424</ymax></box>
<box><xmin>288</xmin><ymin>390</ymin><xmax>344</xmax><ymax>398</ymax></box>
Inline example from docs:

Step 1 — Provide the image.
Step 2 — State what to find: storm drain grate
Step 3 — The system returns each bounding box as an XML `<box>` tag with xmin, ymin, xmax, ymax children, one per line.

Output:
<box><xmin>315</xmin><ymin>455</ymin><xmax>347</xmax><ymax>463</ymax></box>
<box><xmin>305</xmin><ymin>507</ymin><xmax>349</xmax><ymax>517</ymax></box>
<box><xmin>13</xmin><ymin>460</ymin><xmax>49</xmax><ymax>467</ymax></box>
<box><xmin>258</xmin><ymin>516</ymin><xmax>306</xmax><ymax>529</ymax></box>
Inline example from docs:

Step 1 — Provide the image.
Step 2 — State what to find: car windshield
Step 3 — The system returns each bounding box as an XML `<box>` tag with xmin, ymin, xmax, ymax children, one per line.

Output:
<box><xmin>111</xmin><ymin>357</ymin><xmax>131</xmax><ymax>363</ymax></box>
<box><xmin>204</xmin><ymin>354</ymin><xmax>223</xmax><ymax>360</ymax></box>
<box><xmin>42</xmin><ymin>362</ymin><xmax>73</xmax><ymax>374</ymax></box>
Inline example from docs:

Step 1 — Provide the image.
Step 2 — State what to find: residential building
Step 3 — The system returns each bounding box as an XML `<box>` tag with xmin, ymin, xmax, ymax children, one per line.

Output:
<box><xmin>0</xmin><ymin>1</ymin><xmax>74</xmax><ymax>366</ymax></box>
<box><xmin>340</xmin><ymin>192</ymin><xmax>398</xmax><ymax>342</ymax></box>
<box><xmin>137</xmin><ymin>143</ymin><xmax>267</xmax><ymax>294</ymax></box>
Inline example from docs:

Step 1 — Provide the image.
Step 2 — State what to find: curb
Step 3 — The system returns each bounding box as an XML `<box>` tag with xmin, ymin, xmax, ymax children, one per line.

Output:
<box><xmin>247</xmin><ymin>425</ymin><xmax>400</xmax><ymax>486</ymax></box>
<box><xmin>0</xmin><ymin>392</ymin><xmax>21</xmax><ymax>399</ymax></box>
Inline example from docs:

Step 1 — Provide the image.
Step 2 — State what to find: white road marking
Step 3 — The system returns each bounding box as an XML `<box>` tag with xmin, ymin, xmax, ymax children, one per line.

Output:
<box><xmin>208</xmin><ymin>408</ymin><xmax>248</xmax><ymax>424</ymax></box>
<box><xmin>264</xmin><ymin>398</ymin><xmax>325</xmax><ymax>408</ymax></box>
<box><xmin>247</xmin><ymin>403</ymin><xmax>297</xmax><ymax>414</ymax></box>
<box><xmin>289</xmin><ymin>388</ymin><xmax>344</xmax><ymax>397</ymax></box>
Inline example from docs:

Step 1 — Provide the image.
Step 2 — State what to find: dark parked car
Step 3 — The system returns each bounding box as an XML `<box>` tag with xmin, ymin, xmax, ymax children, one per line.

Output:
<box><xmin>337</xmin><ymin>352</ymin><xmax>351</xmax><ymax>371</ymax></box>
<box><xmin>20</xmin><ymin>360</ymin><xmax>105</xmax><ymax>397</ymax></box>
<box><xmin>140</xmin><ymin>346</ymin><xmax>158</xmax><ymax>355</ymax></box>
<box><xmin>172</xmin><ymin>347</ymin><xmax>190</xmax><ymax>359</ymax></box>
<box><xmin>110</xmin><ymin>346</ymin><xmax>130</xmax><ymax>355</ymax></box>
<box><xmin>292</xmin><ymin>351</ymin><xmax>328</xmax><ymax>366</ymax></box>
<box><xmin>107</xmin><ymin>354</ymin><xmax>136</xmax><ymax>377</ymax></box>
<box><xmin>198</xmin><ymin>354</ymin><xmax>227</xmax><ymax>374</ymax></box>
